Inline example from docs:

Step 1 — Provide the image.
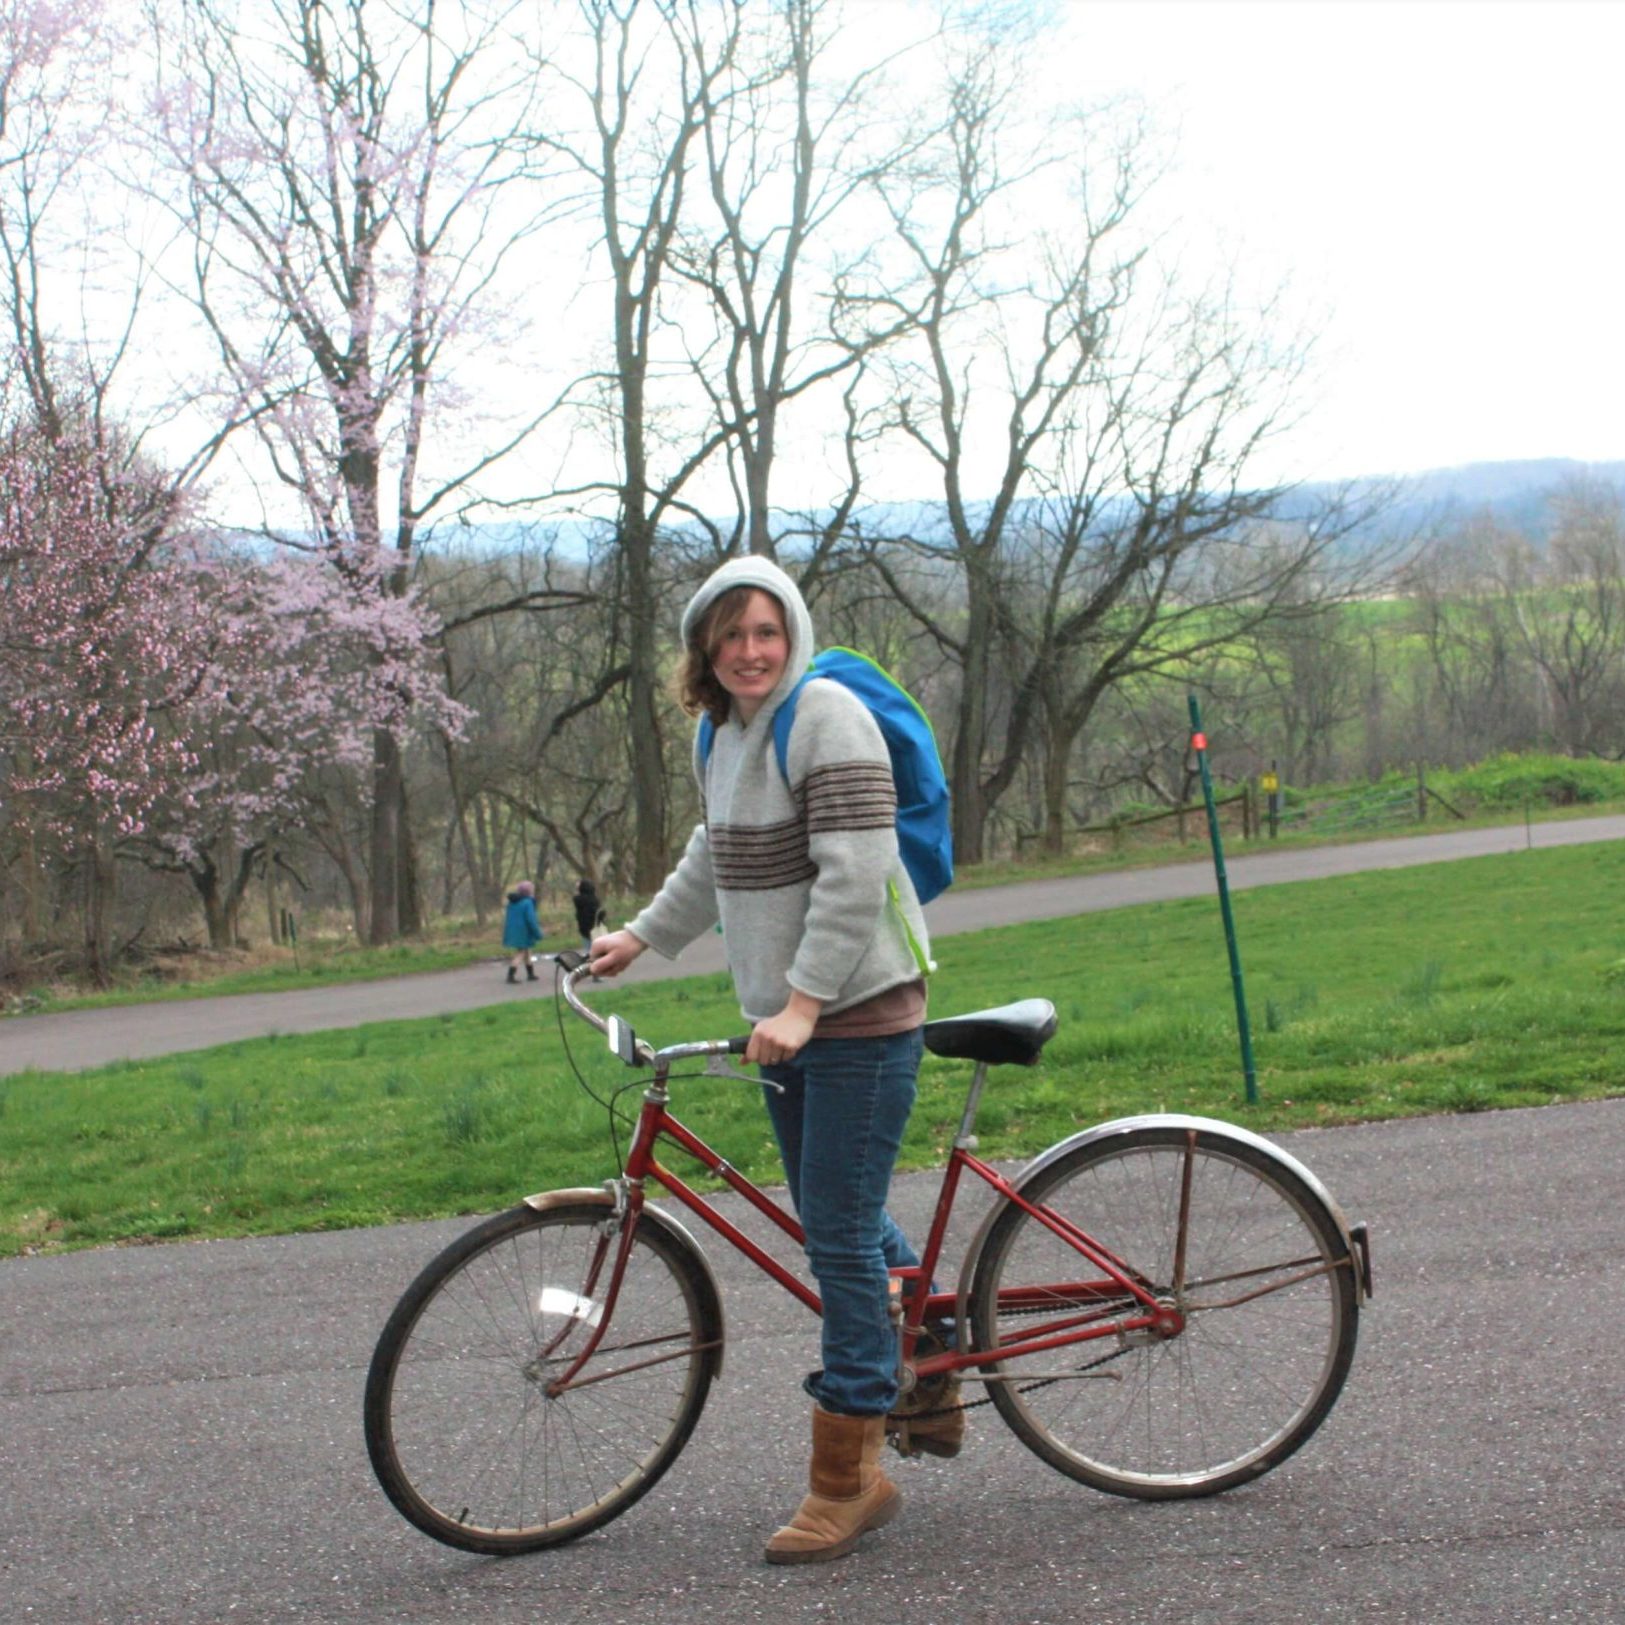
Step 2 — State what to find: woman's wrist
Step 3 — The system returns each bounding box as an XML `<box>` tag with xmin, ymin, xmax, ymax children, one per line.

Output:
<box><xmin>783</xmin><ymin>988</ymin><xmax>823</xmax><ymax>1022</ymax></box>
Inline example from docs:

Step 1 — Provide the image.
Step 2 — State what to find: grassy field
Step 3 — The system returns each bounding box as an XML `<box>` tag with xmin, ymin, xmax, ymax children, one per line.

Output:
<box><xmin>5</xmin><ymin>840</ymin><xmax>1625</xmax><ymax>1257</ymax></box>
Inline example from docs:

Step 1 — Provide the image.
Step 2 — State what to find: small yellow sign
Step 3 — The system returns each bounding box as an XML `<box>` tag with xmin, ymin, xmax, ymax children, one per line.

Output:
<box><xmin>1260</xmin><ymin>772</ymin><xmax>1279</xmax><ymax>793</ymax></box>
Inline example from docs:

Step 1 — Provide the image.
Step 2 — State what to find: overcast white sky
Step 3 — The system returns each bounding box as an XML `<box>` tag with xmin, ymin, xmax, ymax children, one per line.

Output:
<box><xmin>143</xmin><ymin>0</ymin><xmax>1622</xmax><ymax>523</ymax></box>
<box><xmin>1044</xmin><ymin>0</ymin><xmax>1624</xmax><ymax>482</ymax></box>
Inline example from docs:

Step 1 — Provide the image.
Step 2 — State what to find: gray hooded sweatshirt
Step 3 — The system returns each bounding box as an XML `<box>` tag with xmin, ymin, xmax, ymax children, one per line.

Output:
<box><xmin>627</xmin><ymin>556</ymin><xmax>931</xmax><ymax>1024</ymax></box>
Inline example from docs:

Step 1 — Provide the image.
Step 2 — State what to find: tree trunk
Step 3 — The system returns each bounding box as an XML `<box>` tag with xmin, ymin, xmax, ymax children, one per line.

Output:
<box><xmin>195</xmin><ymin>857</ymin><xmax>226</xmax><ymax>949</ymax></box>
<box><xmin>201</xmin><ymin>890</ymin><xmax>241</xmax><ymax>951</ymax></box>
<box><xmin>21</xmin><ymin>822</ymin><xmax>41</xmax><ymax>941</ymax></box>
<box><xmin>473</xmin><ymin>794</ymin><xmax>494</xmax><ymax>912</ymax></box>
<box><xmin>81</xmin><ymin>834</ymin><xmax>115</xmax><ymax>987</ymax></box>
<box><xmin>950</xmin><ymin>592</ymin><xmax>995</xmax><ymax>865</ymax></box>
<box><xmin>624</xmin><ymin>517</ymin><xmax>669</xmax><ymax>893</ymax></box>
<box><xmin>266</xmin><ymin>851</ymin><xmax>282</xmax><ymax>945</ymax></box>
<box><xmin>440</xmin><ymin>818</ymin><xmax>457</xmax><ymax>916</ymax></box>
<box><xmin>396</xmin><ymin>776</ymin><xmax>421</xmax><ymax>935</ymax></box>
<box><xmin>442</xmin><ymin>734</ymin><xmax>486</xmax><ymax>926</ymax></box>
<box><xmin>368</xmin><ymin>726</ymin><xmax>403</xmax><ymax>944</ymax></box>
<box><xmin>193</xmin><ymin>850</ymin><xmax>252</xmax><ymax>950</ymax></box>
<box><xmin>1041</xmin><ymin>731</ymin><xmax>1071</xmax><ymax>856</ymax></box>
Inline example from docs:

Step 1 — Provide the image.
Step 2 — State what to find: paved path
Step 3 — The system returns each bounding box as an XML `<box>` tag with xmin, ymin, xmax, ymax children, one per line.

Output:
<box><xmin>4</xmin><ymin>814</ymin><xmax>1623</xmax><ymax>1078</ymax></box>
<box><xmin>4</xmin><ymin>1100</ymin><xmax>1622</xmax><ymax>1622</ymax></box>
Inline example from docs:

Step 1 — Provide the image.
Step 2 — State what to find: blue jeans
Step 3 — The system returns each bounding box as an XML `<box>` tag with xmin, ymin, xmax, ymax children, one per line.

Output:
<box><xmin>759</xmin><ymin>1027</ymin><xmax>924</xmax><ymax>1417</ymax></box>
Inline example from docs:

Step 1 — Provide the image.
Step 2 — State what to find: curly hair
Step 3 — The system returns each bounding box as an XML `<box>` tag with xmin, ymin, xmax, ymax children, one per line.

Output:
<box><xmin>671</xmin><ymin>584</ymin><xmax>780</xmax><ymax>725</ymax></box>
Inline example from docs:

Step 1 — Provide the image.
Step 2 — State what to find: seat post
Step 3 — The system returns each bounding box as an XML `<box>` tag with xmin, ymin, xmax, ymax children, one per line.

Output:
<box><xmin>953</xmin><ymin>1060</ymin><xmax>991</xmax><ymax>1150</ymax></box>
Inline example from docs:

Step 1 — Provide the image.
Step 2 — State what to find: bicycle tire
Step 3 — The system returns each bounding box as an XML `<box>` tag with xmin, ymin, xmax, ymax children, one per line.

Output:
<box><xmin>968</xmin><ymin>1123</ymin><xmax>1358</xmax><ymax>1500</ymax></box>
<box><xmin>364</xmin><ymin>1200</ymin><xmax>722</xmax><ymax>1554</ymax></box>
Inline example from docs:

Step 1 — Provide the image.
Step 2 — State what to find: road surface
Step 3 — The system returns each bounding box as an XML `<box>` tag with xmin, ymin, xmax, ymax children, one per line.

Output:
<box><xmin>2</xmin><ymin>1100</ymin><xmax>1621</xmax><ymax>1622</ymax></box>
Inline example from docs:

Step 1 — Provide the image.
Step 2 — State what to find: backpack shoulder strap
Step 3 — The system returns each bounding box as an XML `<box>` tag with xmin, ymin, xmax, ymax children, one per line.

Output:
<box><xmin>700</xmin><ymin>675</ymin><xmax>811</xmax><ymax>781</ymax></box>
<box><xmin>769</xmin><ymin>672</ymin><xmax>815</xmax><ymax>782</ymax></box>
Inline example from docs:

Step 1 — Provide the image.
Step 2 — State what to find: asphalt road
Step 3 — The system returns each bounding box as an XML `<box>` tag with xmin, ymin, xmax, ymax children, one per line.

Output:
<box><xmin>4</xmin><ymin>1099</ymin><xmax>1623</xmax><ymax>1623</ymax></box>
<box><xmin>5</xmin><ymin>813</ymin><xmax>1625</xmax><ymax>1078</ymax></box>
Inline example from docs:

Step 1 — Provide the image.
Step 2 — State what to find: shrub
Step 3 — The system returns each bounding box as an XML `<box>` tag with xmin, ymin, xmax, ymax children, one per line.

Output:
<box><xmin>1440</xmin><ymin>753</ymin><xmax>1625</xmax><ymax>810</ymax></box>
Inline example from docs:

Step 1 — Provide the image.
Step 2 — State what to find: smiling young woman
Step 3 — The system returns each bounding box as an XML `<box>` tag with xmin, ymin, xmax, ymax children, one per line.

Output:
<box><xmin>590</xmin><ymin>555</ymin><xmax>938</xmax><ymax>1566</ymax></box>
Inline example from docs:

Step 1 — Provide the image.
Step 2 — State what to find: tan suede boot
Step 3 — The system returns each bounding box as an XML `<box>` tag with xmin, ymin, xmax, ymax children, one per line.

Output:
<box><xmin>763</xmin><ymin>1407</ymin><xmax>901</xmax><ymax>1565</ymax></box>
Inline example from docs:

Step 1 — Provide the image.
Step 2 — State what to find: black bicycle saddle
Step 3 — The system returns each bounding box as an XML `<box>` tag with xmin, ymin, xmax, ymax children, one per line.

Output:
<box><xmin>921</xmin><ymin>998</ymin><xmax>1058</xmax><ymax>1066</ymax></box>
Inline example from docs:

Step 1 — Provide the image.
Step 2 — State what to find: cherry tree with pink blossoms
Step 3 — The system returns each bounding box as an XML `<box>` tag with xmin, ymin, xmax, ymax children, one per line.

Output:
<box><xmin>151</xmin><ymin>0</ymin><xmax>550</xmax><ymax>943</ymax></box>
<box><xmin>135</xmin><ymin>545</ymin><xmax>470</xmax><ymax>948</ymax></box>
<box><xmin>0</xmin><ymin>417</ymin><xmax>208</xmax><ymax>981</ymax></box>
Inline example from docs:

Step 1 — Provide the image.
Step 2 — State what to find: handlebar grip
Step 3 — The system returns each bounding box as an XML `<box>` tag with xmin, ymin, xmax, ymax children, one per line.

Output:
<box><xmin>556</xmin><ymin>949</ymin><xmax>590</xmax><ymax>973</ymax></box>
<box><xmin>726</xmin><ymin>1036</ymin><xmax>750</xmax><ymax>1055</ymax></box>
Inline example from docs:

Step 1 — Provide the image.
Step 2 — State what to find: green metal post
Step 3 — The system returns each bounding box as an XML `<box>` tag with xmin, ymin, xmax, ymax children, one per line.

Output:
<box><xmin>1188</xmin><ymin>694</ymin><xmax>1258</xmax><ymax>1104</ymax></box>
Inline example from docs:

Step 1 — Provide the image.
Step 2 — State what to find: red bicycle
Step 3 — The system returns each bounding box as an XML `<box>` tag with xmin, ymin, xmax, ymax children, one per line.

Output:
<box><xmin>364</xmin><ymin>957</ymin><xmax>1372</xmax><ymax>1555</ymax></box>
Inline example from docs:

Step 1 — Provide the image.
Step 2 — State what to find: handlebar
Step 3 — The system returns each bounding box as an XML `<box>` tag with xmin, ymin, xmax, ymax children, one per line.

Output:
<box><xmin>556</xmin><ymin>953</ymin><xmax>750</xmax><ymax>1069</ymax></box>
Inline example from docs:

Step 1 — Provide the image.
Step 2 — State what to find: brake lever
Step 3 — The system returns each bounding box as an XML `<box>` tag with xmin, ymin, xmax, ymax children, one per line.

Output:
<box><xmin>702</xmin><ymin>1053</ymin><xmax>783</xmax><ymax>1092</ymax></box>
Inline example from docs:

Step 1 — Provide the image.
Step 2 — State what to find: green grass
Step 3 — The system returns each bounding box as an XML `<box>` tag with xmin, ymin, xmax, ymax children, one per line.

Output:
<box><xmin>5</xmin><ymin>840</ymin><xmax>1625</xmax><ymax>1257</ymax></box>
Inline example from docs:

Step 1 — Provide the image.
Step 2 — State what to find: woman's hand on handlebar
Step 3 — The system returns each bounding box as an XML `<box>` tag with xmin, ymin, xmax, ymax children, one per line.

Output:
<box><xmin>589</xmin><ymin>928</ymin><xmax>647</xmax><ymax>979</ymax></box>
<box><xmin>745</xmin><ymin>990</ymin><xmax>822</xmax><ymax>1066</ymax></box>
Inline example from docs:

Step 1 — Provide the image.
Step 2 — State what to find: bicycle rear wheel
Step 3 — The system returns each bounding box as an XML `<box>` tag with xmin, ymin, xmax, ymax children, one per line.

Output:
<box><xmin>365</xmin><ymin>1200</ymin><xmax>722</xmax><ymax>1554</ymax></box>
<box><xmin>969</xmin><ymin>1124</ymin><xmax>1358</xmax><ymax>1499</ymax></box>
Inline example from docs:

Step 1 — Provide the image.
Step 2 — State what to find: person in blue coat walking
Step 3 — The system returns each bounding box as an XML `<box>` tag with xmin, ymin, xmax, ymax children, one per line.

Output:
<box><xmin>502</xmin><ymin>881</ymin><xmax>542</xmax><ymax>982</ymax></box>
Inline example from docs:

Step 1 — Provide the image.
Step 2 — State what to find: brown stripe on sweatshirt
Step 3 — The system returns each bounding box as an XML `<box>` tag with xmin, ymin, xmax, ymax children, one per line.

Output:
<box><xmin>800</xmin><ymin>761</ymin><xmax>896</xmax><ymax>833</ymax></box>
<box><xmin>709</xmin><ymin>817</ymin><xmax>818</xmax><ymax>891</ymax></box>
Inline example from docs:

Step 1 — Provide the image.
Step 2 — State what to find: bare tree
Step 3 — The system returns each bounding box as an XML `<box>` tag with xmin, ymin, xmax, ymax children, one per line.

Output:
<box><xmin>1408</xmin><ymin>517</ymin><xmax>1532</xmax><ymax>763</ymax></box>
<box><xmin>152</xmin><ymin>0</ymin><xmax>549</xmax><ymax>940</ymax></box>
<box><xmin>432</xmin><ymin>532</ymin><xmax>634</xmax><ymax>900</ymax></box>
<box><xmin>847</xmin><ymin>44</ymin><xmax>1399</xmax><ymax>862</ymax></box>
<box><xmin>1408</xmin><ymin>489</ymin><xmax>1625</xmax><ymax>766</ymax></box>
<box><xmin>1498</xmin><ymin>481</ymin><xmax>1625</xmax><ymax>758</ymax></box>
<box><xmin>1237</xmin><ymin>603</ymin><xmax>1369</xmax><ymax>785</ymax></box>
<box><xmin>526</xmin><ymin>0</ymin><xmax>746</xmax><ymax>889</ymax></box>
<box><xmin>666</xmin><ymin>0</ymin><xmax>921</xmax><ymax>562</ymax></box>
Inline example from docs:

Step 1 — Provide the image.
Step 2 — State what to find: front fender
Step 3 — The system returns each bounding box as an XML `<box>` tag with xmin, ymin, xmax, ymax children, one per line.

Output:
<box><xmin>522</xmin><ymin>1184</ymin><xmax>726</xmax><ymax>1375</ymax></box>
<box><xmin>953</xmin><ymin>1113</ymin><xmax>1369</xmax><ymax>1330</ymax></box>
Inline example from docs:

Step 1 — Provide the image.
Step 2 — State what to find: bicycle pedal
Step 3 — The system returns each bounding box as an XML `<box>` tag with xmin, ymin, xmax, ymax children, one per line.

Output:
<box><xmin>885</xmin><ymin>1424</ymin><xmax>922</xmax><ymax>1459</ymax></box>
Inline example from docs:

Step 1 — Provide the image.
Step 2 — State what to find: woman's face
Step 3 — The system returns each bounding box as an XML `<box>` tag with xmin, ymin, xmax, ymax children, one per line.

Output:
<box><xmin>710</xmin><ymin>588</ymin><xmax>788</xmax><ymax>723</ymax></box>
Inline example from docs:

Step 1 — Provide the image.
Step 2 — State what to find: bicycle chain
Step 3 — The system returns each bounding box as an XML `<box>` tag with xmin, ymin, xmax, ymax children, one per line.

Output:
<box><xmin>897</xmin><ymin>1308</ymin><xmax>1138</xmax><ymax>1420</ymax></box>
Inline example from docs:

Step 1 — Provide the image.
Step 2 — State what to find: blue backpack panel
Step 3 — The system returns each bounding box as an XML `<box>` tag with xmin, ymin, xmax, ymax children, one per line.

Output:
<box><xmin>699</xmin><ymin>647</ymin><xmax>954</xmax><ymax>904</ymax></box>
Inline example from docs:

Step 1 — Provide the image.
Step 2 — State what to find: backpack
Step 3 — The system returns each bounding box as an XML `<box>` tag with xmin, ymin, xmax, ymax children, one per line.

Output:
<box><xmin>699</xmin><ymin>647</ymin><xmax>954</xmax><ymax>904</ymax></box>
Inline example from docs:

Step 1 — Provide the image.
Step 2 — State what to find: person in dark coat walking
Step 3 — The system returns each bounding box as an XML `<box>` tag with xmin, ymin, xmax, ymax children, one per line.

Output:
<box><xmin>572</xmin><ymin>879</ymin><xmax>607</xmax><ymax>952</ymax></box>
<box><xmin>502</xmin><ymin>882</ymin><xmax>542</xmax><ymax>982</ymax></box>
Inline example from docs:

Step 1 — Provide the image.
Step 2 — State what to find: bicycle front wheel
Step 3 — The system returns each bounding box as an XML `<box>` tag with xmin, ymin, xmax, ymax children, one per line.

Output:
<box><xmin>969</xmin><ymin>1124</ymin><xmax>1358</xmax><ymax>1500</ymax></box>
<box><xmin>365</xmin><ymin>1200</ymin><xmax>722</xmax><ymax>1554</ymax></box>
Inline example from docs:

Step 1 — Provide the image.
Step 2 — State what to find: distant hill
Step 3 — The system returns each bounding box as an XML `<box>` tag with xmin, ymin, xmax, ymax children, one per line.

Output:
<box><xmin>1295</xmin><ymin>458</ymin><xmax>1625</xmax><ymax>543</ymax></box>
<box><xmin>835</xmin><ymin>460</ymin><xmax>1625</xmax><ymax>553</ymax></box>
<box><xmin>411</xmin><ymin>457</ymin><xmax>1625</xmax><ymax>558</ymax></box>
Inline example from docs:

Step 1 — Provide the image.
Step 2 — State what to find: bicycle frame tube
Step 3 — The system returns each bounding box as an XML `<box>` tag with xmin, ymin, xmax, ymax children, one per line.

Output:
<box><xmin>899</xmin><ymin>1144</ymin><xmax>1165</xmax><ymax>1380</ymax></box>
<box><xmin>549</xmin><ymin>970</ymin><xmax>1351</xmax><ymax>1402</ymax></box>
<box><xmin>642</xmin><ymin>1116</ymin><xmax>822</xmax><ymax>1315</ymax></box>
<box><xmin>543</xmin><ymin>1081</ymin><xmax>824</xmax><ymax>1405</ymax></box>
<box><xmin>558</xmin><ymin>1076</ymin><xmax>1168</xmax><ymax>1392</ymax></box>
